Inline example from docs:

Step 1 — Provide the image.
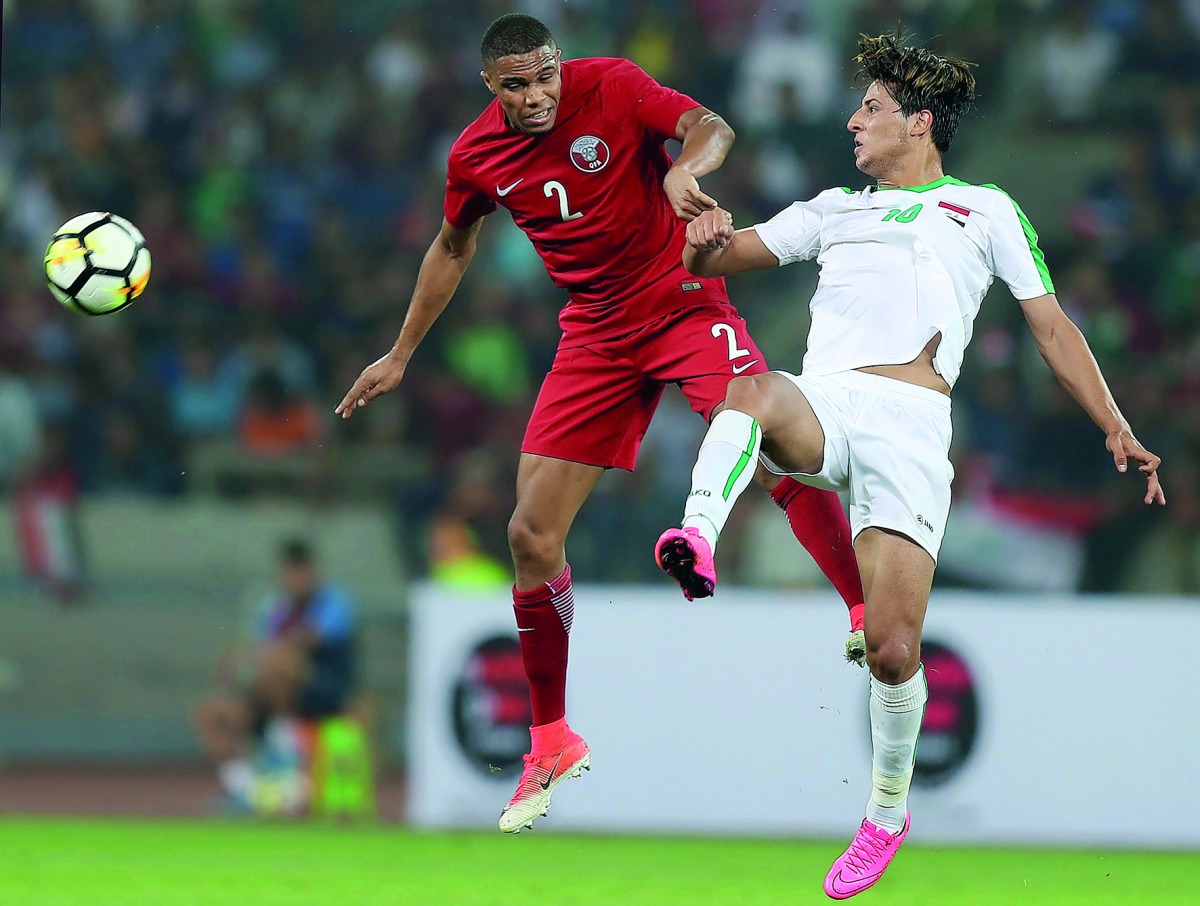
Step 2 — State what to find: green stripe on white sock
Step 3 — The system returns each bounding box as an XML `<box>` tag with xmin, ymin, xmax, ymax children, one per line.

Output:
<box><xmin>722</xmin><ymin>419</ymin><xmax>759</xmax><ymax>500</ymax></box>
<box><xmin>682</xmin><ymin>410</ymin><xmax>763</xmax><ymax>552</ymax></box>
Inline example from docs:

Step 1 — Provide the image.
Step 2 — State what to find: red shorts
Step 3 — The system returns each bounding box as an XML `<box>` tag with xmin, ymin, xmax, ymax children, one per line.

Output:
<box><xmin>522</xmin><ymin>302</ymin><xmax>769</xmax><ymax>471</ymax></box>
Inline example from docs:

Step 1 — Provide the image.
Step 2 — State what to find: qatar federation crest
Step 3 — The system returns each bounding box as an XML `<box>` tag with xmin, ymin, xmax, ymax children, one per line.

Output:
<box><xmin>569</xmin><ymin>135</ymin><xmax>610</xmax><ymax>172</ymax></box>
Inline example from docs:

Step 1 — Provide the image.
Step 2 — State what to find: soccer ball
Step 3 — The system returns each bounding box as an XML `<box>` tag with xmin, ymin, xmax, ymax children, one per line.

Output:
<box><xmin>44</xmin><ymin>212</ymin><xmax>151</xmax><ymax>316</ymax></box>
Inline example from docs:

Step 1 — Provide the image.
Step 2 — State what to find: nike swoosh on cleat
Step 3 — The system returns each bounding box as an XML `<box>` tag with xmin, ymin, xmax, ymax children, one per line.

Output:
<box><xmin>538</xmin><ymin>753</ymin><xmax>564</xmax><ymax>790</ymax></box>
<box><xmin>831</xmin><ymin>868</ymin><xmax>884</xmax><ymax>896</ymax></box>
<box><xmin>496</xmin><ymin>179</ymin><xmax>524</xmax><ymax>196</ymax></box>
<box><xmin>731</xmin><ymin>360</ymin><xmax>760</xmax><ymax>375</ymax></box>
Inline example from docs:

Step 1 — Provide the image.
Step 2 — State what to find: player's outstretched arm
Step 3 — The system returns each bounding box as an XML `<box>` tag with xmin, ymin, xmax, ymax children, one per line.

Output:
<box><xmin>1019</xmin><ymin>292</ymin><xmax>1166</xmax><ymax>505</ymax></box>
<box><xmin>663</xmin><ymin>107</ymin><xmax>734</xmax><ymax>221</ymax></box>
<box><xmin>335</xmin><ymin>217</ymin><xmax>483</xmax><ymax>419</ymax></box>
<box><xmin>682</xmin><ymin>208</ymin><xmax>780</xmax><ymax>278</ymax></box>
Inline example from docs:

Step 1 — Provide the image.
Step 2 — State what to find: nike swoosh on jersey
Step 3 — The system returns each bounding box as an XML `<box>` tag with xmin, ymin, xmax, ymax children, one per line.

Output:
<box><xmin>496</xmin><ymin>179</ymin><xmax>524</xmax><ymax>196</ymax></box>
<box><xmin>517</xmin><ymin>626</ymin><xmax>535</xmax><ymax>632</ymax></box>
<box><xmin>731</xmin><ymin>360</ymin><xmax>760</xmax><ymax>375</ymax></box>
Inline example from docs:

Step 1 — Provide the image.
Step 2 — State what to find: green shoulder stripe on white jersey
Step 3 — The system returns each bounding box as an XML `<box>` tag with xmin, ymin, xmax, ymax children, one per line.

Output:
<box><xmin>980</xmin><ymin>183</ymin><xmax>1055</xmax><ymax>294</ymax></box>
<box><xmin>874</xmin><ymin>175</ymin><xmax>959</xmax><ymax>193</ymax></box>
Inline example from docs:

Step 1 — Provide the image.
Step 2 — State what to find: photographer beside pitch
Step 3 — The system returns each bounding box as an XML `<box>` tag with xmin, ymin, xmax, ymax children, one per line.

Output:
<box><xmin>654</xmin><ymin>34</ymin><xmax>1165</xmax><ymax>899</ymax></box>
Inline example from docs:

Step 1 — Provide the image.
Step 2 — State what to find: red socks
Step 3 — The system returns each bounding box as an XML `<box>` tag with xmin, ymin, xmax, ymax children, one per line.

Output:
<box><xmin>512</xmin><ymin>564</ymin><xmax>574</xmax><ymax>727</ymax></box>
<box><xmin>770</xmin><ymin>477</ymin><xmax>863</xmax><ymax>613</ymax></box>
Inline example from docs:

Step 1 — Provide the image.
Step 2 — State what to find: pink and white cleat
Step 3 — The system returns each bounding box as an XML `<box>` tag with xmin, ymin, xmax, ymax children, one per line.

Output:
<box><xmin>498</xmin><ymin>724</ymin><xmax>590</xmax><ymax>833</ymax></box>
<box><xmin>823</xmin><ymin>812</ymin><xmax>910</xmax><ymax>899</ymax></box>
<box><xmin>654</xmin><ymin>527</ymin><xmax>716</xmax><ymax>601</ymax></box>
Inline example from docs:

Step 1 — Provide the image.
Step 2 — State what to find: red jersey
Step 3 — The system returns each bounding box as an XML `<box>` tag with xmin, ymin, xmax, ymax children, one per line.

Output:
<box><xmin>444</xmin><ymin>57</ymin><xmax>729</xmax><ymax>343</ymax></box>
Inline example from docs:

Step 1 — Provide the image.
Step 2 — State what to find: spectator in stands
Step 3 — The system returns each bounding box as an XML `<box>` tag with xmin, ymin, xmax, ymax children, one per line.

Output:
<box><xmin>194</xmin><ymin>538</ymin><xmax>357</xmax><ymax>808</ymax></box>
<box><xmin>1119</xmin><ymin>0</ymin><xmax>1200</xmax><ymax>82</ymax></box>
<box><xmin>443</xmin><ymin>288</ymin><xmax>532</xmax><ymax>406</ymax></box>
<box><xmin>13</xmin><ymin>422</ymin><xmax>85</xmax><ymax>603</ymax></box>
<box><xmin>88</xmin><ymin>406</ymin><xmax>183</xmax><ymax>496</ymax></box>
<box><xmin>78</xmin><ymin>330</ymin><xmax>185</xmax><ymax>497</ymax></box>
<box><xmin>366</xmin><ymin>11</ymin><xmax>431</xmax><ymax>108</ymax></box>
<box><xmin>731</xmin><ymin>5</ymin><xmax>838</xmax><ymax>131</ymax></box>
<box><xmin>238</xmin><ymin>369</ymin><xmax>321</xmax><ymax>459</ymax></box>
<box><xmin>1153</xmin><ymin>85</ymin><xmax>1200</xmax><ymax>204</ymax></box>
<box><xmin>1026</xmin><ymin>0</ymin><xmax>1120</xmax><ymax>127</ymax></box>
<box><xmin>428</xmin><ymin>450</ymin><xmax>511</xmax><ymax>589</ymax></box>
<box><xmin>1055</xmin><ymin>257</ymin><xmax>1132</xmax><ymax>373</ymax></box>
<box><xmin>223</xmin><ymin>319</ymin><xmax>319</xmax><ymax>402</ymax></box>
<box><xmin>0</xmin><ymin>351</ymin><xmax>41</xmax><ymax>488</ymax></box>
<box><xmin>168</xmin><ymin>333</ymin><xmax>240</xmax><ymax>439</ymax></box>
<box><xmin>1156</xmin><ymin>204</ymin><xmax>1200</xmax><ymax>338</ymax></box>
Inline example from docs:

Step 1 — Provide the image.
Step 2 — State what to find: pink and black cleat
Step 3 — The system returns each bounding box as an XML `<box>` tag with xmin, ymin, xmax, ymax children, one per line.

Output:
<box><xmin>823</xmin><ymin>812</ymin><xmax>910</xmax><ymax>899</ymax></box>
<box><xmin>654</xmin><ymin>527</ymin><xmax>716</xmax><ymax>601</ymax></box>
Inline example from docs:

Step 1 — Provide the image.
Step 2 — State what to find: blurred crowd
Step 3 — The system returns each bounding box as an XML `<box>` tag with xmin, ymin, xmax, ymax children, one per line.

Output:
<box><xmin>2</xmin><ymin>0</ymin><xmax>1199</xmax><ymax>592</ymax></box>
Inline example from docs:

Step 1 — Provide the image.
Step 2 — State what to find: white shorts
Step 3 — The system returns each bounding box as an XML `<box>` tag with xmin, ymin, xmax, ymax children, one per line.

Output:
<box><xmin>761</xmin><ymin>370</ymin><xmax>954</xmax><ymax>561</ymax></box>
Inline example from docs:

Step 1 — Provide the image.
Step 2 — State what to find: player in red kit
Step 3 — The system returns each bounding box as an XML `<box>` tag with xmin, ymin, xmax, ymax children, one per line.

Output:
<box><xmin>336</xmin><ymin>13</ymin><xmax>865</xmax><ymax>832</ymax></box>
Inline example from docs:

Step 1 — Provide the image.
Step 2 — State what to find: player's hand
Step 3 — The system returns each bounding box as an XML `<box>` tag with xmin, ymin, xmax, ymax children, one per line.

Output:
<box><xmin>686</xmin><ymin>207</ymin><xmax>734</xmax><ymax>251</ymax></box>
<box><xmin>335</xmin><ymin>350</ymin><xmax>408</xmax><ymax>419</ymax></box>
<box><xmin>664</xmin><ymin>167</ymin><xmax>718</xmax><ymax>221</ymax></box>
<box><xmin>1106</xmin><ymin>429</ymin><xmax>1166</xmax><ymax>506</ymax></box>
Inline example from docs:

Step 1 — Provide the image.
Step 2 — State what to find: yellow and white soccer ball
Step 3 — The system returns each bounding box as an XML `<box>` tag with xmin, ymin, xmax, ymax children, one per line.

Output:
<box><xmin>44</xmin><ymin>212</ymin><xmax>151</xmax><ymax>316</ymax></box>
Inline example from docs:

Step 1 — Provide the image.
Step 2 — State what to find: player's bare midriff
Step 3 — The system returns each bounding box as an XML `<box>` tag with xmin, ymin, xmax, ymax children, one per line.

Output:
<box><xmin>856</xmin><ymin>333</ymin><xmax>951</xmax><ymax>396</ymax></box>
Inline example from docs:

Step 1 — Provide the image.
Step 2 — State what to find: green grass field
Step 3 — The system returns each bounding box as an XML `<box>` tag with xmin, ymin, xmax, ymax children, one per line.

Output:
<box><xmin>1</xmin><ymin>818</ymin><xmax>1195</xmax><ymax>905</ymax></box>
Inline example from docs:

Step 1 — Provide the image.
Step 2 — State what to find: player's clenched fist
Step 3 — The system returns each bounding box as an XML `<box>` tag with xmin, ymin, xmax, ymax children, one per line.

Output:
<box><xmin>686</xmin><ymin>207</ymin><xmax>734</xmax><ymax>251</ymax></box>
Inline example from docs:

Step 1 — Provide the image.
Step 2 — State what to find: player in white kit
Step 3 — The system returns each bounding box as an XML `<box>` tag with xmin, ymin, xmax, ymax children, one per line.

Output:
<box><xmin>653</xmin><ymin>34</ymin><xmax>1166</xmax><ymax>899</ymax></box>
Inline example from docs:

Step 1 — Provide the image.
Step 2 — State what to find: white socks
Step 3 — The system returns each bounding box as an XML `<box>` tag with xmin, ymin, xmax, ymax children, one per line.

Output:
<box><xmin>681</xmin><ymin>410</ymin><xmax>762</xmax><ymax>551</ymax></box>
<box><xmin>865</xmin><ymin>666</ymin><xmax>928</xmax><ymax>834</ymax></box>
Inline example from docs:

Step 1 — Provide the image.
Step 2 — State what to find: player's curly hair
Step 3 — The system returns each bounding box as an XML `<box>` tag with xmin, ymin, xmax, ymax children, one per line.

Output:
<box><xmin>480</xmin><ymin>13</ymin><xmax>556</xmax><ymax>66</ymax></box>
<box><xmin>855</xmin><ymin>33</ymin><xmax>976</xmax><ymax>155</ymax></box>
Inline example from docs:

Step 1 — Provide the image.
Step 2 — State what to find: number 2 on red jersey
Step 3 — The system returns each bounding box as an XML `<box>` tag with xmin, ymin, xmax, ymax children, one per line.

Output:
<box><xmin>544</xmin><ymin>181</ymin><xmax>583</xmax><ymax>222</ymax></box>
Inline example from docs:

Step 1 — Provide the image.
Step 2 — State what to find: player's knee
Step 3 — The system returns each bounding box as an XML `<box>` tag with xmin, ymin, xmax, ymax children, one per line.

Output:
<box><xmin>507</xmin><ymin>514</ymin><xmax>561</xmax><ymax>569</ymax></box>
<box><xmin>724</xmin><ymin>374</ymin><xmax>770</xmax><ymax>417</ymax></box>
<box><xmin>867</xmin><ymin>636</ymin><xmax>920</xmax><ymax>684</ymax></box>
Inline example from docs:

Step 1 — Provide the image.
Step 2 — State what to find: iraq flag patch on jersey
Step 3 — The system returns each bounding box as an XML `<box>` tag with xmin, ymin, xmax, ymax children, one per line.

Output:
<box><xmin>938</xmin><ymin>200</ymin><xmax>971</xmax><ymax>227</ymax></box>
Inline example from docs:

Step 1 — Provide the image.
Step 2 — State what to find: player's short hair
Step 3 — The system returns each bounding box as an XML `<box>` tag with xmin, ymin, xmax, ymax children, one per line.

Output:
<box><xmin>480</xmin><ymin>13</ymin><xmax>556</xmax><ymax>67</ymax></box>
<box><xmin>855</xmin><ymin>33</ymin><xmax>976</xmax><ymax>155</ymax></box>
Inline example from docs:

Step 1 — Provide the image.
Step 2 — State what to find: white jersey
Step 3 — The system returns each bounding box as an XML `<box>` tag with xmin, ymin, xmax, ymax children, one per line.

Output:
<box><xmin>752</xmin><ymin>175</ymin><xmax>1054</xmax><ymax>389</ymax></box>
